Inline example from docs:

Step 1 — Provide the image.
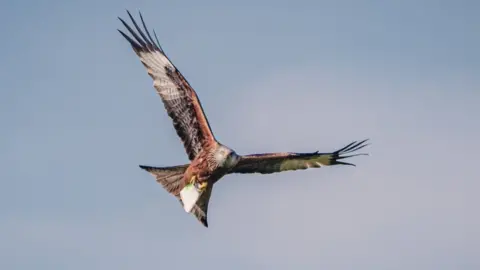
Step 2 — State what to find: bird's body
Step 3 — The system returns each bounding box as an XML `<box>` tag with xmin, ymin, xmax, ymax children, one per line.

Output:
<box><xmin>182</xmin><ymin>143</ymin><xmax>240</xmax><ymax>193</ymax></box>
<box><xmin>118</xmin><ymin>11</ymin><xmax>370</xmax><ymax>227</ymax></box>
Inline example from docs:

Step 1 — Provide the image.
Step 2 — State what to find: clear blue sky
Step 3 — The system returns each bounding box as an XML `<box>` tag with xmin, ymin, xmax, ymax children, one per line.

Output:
<box><xmin>1</xmin><ymin>0</ymin><xmax>479</xmax><ymax>269</ymax></box>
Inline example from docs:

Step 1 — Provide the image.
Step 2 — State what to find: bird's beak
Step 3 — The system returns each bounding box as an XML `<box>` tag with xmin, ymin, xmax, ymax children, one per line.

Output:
<box><xmin>233</xmin><ymin>152</ymin><xmax>240</xmax><ymax>163</ymax></box>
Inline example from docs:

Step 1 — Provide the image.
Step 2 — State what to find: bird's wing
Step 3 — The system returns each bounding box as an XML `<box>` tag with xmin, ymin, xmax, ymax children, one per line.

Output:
<box><xmin>118</xmin><ymin>11</ymin><xmax>216</xmax><ymax>161</ymax></box>
<box><xmin>176</xmin><ymin>184</ymin><xmax>213</xmax><ymax>228</ymax></box>
<box><xmin>230</xmin><ymin>139</ymin><xmax>369</xmax><ymax>174</ymax></box>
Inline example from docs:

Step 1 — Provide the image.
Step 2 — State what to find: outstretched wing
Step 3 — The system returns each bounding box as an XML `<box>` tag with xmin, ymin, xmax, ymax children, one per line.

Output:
<box><xmin>230</xmin><ymin>139</ymin><xmax>369</xmax><ymax>174</ymax></box>
<box><xmin>118</xmin><ymin>11</ymin><xmax>216</xmax><ymax>161</ymax></box>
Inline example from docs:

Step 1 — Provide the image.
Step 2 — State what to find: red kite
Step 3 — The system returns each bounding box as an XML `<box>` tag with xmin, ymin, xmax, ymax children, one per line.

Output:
<box><xmin>118</xmin><ymin>11</ymin><xmax>369</xmax><ymax>227</ymax></box>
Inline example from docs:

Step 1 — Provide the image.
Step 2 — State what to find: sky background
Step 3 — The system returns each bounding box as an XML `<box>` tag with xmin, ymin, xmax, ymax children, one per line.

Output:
<box><xmin>1</xmin><ymin>0</ymin><xmax>479</xmax><ymax>269</ymax></box>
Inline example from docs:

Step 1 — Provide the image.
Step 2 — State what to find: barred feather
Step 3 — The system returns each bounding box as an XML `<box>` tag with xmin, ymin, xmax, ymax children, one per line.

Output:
<box><xmin>118</xmin><ymin>11</ymin><xmax>216</xmax><ymax>161</ymax></box>
<box><xmin>230</xmin><ymin>139</ymin><xmax>369</xmax><ymax>174</ymax></box>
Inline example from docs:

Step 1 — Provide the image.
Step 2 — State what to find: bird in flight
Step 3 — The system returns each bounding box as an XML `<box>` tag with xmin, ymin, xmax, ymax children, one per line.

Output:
<box><xmin>118</xmin><ymin>10</ymin><xmax>369</xmax><ymax>228</ymax></box>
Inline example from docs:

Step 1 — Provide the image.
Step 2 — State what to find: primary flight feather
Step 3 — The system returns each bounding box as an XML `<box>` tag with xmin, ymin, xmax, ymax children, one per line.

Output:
<box><xmin>118</xmin><ymin>10</ymin><xmax>370</xmax><ymax>228</ymax></box>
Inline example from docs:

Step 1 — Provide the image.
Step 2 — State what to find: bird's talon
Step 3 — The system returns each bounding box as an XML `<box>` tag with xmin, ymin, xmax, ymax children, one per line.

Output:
<box><xmin>196</xmin><ymin>182</ymin><xmax>208</xmax><ymax>192</ymax></box>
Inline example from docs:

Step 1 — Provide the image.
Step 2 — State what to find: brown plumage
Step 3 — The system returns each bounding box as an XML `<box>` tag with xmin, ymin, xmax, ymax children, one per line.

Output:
<box><xmin>118</xmin><ymin>11</ymin><xmax>215</xmax><ymax>161</ymax></box>
<box><xmin>118</xmin><ymin>11</ymin><xmax>370</xmax><ymax>228</ymax></box>
<box><xmin>230</xmin><ymin>140</ymin><xmax>369</xmax><ymax>174</ymax></box>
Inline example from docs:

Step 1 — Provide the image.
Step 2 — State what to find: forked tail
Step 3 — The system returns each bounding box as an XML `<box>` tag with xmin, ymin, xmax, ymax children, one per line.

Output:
<box><xmin>139</xmin><ymin>164</ymin><xmax>213</xmax><ymax>228</ymax></box>
<box><xmin>139</xmin><ymin>164</ymin><xmax>189</xmax><ymax>195</ymax></box>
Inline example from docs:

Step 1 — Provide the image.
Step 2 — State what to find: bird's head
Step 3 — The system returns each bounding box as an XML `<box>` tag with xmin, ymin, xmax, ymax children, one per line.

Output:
<box><xmin>215</xmin><ymin>145</ymin><xmax>240</xmax><ymax>168</ymax></box>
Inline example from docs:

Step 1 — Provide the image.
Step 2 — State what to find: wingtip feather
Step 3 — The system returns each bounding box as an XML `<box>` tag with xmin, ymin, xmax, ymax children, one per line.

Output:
<box><xmin>118</xmin><ymin>10</ymin><xmax>165</xmax><ymax>54</ymax></box>
<box><xmin>330</xmin><ymin>139</ymin><xmax>370</xmax><ymax>166</ymax></box>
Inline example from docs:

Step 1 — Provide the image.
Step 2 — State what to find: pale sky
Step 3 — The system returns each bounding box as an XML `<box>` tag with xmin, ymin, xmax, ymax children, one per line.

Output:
<box><xmin>1</xmin><ymin>0</ymin><xmax>479</xmax><ymax>269</ymax></box>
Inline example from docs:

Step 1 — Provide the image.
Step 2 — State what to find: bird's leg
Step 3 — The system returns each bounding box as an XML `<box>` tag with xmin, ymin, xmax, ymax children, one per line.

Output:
<box><xmin>189</xmin><ymin>175</ymin><xmax>197</xmax><ymax>185</ymax></box>
<box><xmin>196</xmin><ymin>181</ymin><xmax>208</xmax><ymax>193</ymax></box>
<box><xmin>190</xmin><ymin>175</ymin><xmax>207</xmax><ymax>193</ymax></box>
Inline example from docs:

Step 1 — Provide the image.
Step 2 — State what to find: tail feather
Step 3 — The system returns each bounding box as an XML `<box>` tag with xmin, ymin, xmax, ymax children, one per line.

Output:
<box><xmin>175</xmin><ymin>183</ymin><xmax>213</xmax><ymax>228</ymax></box>
<box><xmin>139</xmin><ymin>164</ymin><xmax>188</xmax><ymax>195</ymax></box>
<box><xmin>139</xmin><ymin>163</ymin><xmax>213</xmax><ymax>228</ymax></box>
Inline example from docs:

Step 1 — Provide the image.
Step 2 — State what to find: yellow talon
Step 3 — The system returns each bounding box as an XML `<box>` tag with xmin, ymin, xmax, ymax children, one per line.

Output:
<box><xmin>197</xmin><ymin>182</ymin><xmax>208</xmax><ymax>192</ymax></box>
<box><xmin>190</xmin><ymin>175</ymin><xmax>197</xmax><ymax>184</ymax></box>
